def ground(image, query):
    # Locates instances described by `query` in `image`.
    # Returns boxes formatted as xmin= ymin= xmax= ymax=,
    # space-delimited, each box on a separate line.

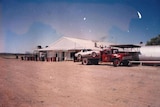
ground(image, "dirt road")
xmin=0 ymin=57 xmax=160 ymax=107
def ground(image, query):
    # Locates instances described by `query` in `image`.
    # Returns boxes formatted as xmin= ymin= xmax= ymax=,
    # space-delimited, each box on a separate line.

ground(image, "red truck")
xmin=80 ymin=44 xmax=140 ymax=67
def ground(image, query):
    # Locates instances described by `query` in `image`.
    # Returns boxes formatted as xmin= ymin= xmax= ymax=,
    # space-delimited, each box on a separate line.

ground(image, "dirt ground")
xmin=0 ymin=57 xmax=160 ymax=107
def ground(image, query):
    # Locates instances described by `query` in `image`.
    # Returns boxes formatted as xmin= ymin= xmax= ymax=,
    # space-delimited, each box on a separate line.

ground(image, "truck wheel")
xmin=92 ymin=52 xmax=97 ymax=57
xmin=128 ymin=61 xmax=132 ymax=67
xmin=82 ymin=58 xmax=89 ymax=65
xmin=113 ymin=59 xmax=120 ymax=67
xmin=123 ymin=60 xmax=129 ymax=66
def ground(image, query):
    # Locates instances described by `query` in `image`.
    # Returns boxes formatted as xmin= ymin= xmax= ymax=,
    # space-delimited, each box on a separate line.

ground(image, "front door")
xmin=102 ymin=50 xmax=111 ymax=62
xmin=62 ymin=52 xmax=65 ymax=61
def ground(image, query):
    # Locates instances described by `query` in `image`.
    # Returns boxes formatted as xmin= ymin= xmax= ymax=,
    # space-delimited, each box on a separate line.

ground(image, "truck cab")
xmin=101 ymin=49 xmax=118 ymax=62
xmin=101 ymin=48 xmax=132 ymax=66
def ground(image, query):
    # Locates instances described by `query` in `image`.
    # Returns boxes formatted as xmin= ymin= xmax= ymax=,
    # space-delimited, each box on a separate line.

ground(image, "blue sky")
xmin=0 ymin=0 xmax=160 ymax=53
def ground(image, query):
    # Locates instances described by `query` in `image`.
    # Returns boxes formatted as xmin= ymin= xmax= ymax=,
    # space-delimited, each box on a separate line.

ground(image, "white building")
xmin=35 ymin=36 xmax=113 ymax=61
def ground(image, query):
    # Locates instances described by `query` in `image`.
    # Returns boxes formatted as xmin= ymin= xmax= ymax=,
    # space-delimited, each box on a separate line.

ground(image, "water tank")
xmin=139 ymin=46 xmax=160 ymax=61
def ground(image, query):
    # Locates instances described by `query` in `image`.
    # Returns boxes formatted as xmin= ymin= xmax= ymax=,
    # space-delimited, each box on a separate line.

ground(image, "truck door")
xmin=102 ymin=50 xmax=111 ymax=62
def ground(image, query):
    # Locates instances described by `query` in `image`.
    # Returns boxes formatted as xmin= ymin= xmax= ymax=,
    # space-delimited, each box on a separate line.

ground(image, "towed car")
xmin=75 ymin=49 xmax=100 ymax=60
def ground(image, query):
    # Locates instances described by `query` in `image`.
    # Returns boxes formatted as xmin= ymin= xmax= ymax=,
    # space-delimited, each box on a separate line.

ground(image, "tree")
xmin=146 ymin=34 xmax=160 ymax=45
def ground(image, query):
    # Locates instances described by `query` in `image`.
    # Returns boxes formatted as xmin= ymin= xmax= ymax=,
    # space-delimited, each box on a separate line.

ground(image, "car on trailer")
xmin=74 ymin=49 xmax=101 ymax=61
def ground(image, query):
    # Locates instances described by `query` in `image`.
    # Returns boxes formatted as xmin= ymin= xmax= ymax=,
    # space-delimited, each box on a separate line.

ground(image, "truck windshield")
xmin=112 ymin=49 xmax=118 ymax=54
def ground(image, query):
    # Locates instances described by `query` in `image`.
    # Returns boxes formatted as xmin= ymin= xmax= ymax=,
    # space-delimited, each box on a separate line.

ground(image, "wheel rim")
xmin=82 ymin=58 xmax=88 ymax=65
xmin=92 ymin=52 xmax=96 ymax=57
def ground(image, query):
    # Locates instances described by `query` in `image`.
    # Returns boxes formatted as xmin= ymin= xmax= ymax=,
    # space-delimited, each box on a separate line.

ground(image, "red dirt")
xmin=0 ymin=57 xmax=160 ymax=107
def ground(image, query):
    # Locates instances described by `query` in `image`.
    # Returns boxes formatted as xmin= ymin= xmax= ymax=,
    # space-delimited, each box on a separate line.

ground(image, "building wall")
xmin=46 ymin=50 xmax=74 ymax=61
xmin=47 ymin=51 xmax=56 ymax=57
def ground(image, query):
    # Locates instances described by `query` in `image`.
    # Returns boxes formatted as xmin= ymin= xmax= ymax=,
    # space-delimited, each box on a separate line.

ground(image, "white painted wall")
xmin=46 ymin=50 xmax=76 ymax=61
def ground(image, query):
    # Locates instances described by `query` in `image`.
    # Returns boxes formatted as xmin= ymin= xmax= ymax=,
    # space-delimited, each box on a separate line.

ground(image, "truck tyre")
xmin=122 ymin=60 xmax=129 ymax=66
xmin=128 ymin=61 xmax=132 ymax=67
xmin=113 ymin=59 xmax=120 ymax=67
xmin=82 ymin=58 xmax=89 ymax=65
